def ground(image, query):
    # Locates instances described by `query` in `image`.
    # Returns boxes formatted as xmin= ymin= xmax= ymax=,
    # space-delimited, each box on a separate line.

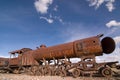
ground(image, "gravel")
xmin=0 ymin=73 xmax=119 ymax=80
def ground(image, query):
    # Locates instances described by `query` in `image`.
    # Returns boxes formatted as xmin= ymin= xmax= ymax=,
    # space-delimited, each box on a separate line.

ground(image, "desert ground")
xmin=0 ymin=73 xmax=120 ymax=80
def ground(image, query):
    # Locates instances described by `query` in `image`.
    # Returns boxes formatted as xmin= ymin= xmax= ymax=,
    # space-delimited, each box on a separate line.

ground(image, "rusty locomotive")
xmin=0 ymin=34 xmax=118 ymax=77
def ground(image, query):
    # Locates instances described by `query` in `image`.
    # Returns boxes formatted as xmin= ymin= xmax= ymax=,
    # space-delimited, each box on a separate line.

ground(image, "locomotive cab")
xmin=9 ymin=51 xmax=22 ymax=66
xmin=9 ymin=48 xmax=33 ymax=66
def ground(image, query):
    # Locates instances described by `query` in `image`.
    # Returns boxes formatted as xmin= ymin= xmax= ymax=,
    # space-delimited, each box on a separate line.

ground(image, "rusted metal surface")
xmin=8 ymin=48 xmax=39 ymax=66
xmin=116 ymin=64 xmax=120 ymax=69
xmin=9 ymin=58 xmax=19 ymax=66
xmin=33 ymin=42 xmax=74 ymax=61
xmin=9 ymin=48 xmax=32 ymax=54
xmin=0 ymin=58 xmax=9 ymax=67
xmin=0 ymin=34 xmax=118 ymax=78
xmin=32 ymin=34 xmax=115 ymax=61
xmin=21 ymin=53 xmax=39 ymax=66
xmin=74 ymin=36 xmax=103 ymax=57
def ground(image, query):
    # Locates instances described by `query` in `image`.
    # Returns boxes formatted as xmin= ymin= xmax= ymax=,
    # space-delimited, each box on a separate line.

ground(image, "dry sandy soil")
xmin=0 ymin=73 xmax=120 ymax=80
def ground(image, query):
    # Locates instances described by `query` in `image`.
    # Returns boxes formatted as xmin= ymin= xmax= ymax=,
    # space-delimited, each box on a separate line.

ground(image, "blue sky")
xmin=0 ymin=0 xmax=120 ymax=62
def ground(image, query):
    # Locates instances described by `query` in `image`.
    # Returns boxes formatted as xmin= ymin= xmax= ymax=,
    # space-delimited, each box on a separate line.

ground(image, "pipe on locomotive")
xmin=31 ymin=34 xmax=115 ymax=61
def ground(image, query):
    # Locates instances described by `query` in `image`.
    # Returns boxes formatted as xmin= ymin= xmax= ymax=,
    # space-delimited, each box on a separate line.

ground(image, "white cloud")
xmin=87 ymin=0 xmax=116 ymax=12
xmin=114 ymin=36 xmax=120 ymax=44
xmin=96 ymin=0 xmax=104 ymax=8
xmin=54 ymin=16 xmax=65 ymax=24
xmin=106 ymin=20 xmax=120 ymax=28
xmin=89 ymin=0 xmax=104 ymax=8
xmin=58 ymin=18 xmax=63 ymax=23
xmin=96 ymin=55 xmax=119 ymax=63
xmin=53 ymin=5 xmax=58 ymax=11
xmin=49 ymin=14 xmax=52 ymax=18
xmin=34 ymin=0 xmax=66 ymax=24
xmin=34 ymin=0 xmax=53 ymax=14
xmin=39 ymin=15 xmax=66 ymax=24
xmin=88 ymin=0 xmax=104 ymax=8
xmin=0 ymin=55 xmax=9 ymax=58
xmin=40 ymin=16 xmax=53 ymax=23
xmin=34 ymin=0 xmax=65 ymax=24
xmin=88 ymin=0 xmax=97 ymax=6
xmin=106 ymin=0 xmax=115 ymax=12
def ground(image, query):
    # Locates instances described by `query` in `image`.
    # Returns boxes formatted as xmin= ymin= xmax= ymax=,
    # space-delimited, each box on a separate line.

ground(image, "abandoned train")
xmin=0 ymin=34 xmax=118 ymax=77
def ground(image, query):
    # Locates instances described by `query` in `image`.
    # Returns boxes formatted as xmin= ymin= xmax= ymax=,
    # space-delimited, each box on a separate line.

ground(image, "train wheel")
xmin=25 ymin=67 xmax=31 ymax=75
xmin=36 ymin=66 xmax=43 ymax=76
xmin=50 ymin=66 xmax=56 ymax=76
xmin=55 ymin=70 xmax=66 ymax=77
xmin=41 ymin=66 xmax=44 ymax=75
xmin=54 ymin=69 xmax=60 ymax=76
xmin=19 ymin=67 xmax=26 ymax=74
xmin=101 ymin=67 xmax=112 ymax=77
xmin=13 ymin=69 xmax=20 ymax=74
xmin=31 ymin=66 xmax=39 ymax=75
xmin=58 ymin=65 xmax=67 ymax=77
xmin=35 ymin=70 xmax=41 ymax=76
xmin=45 ymin=69 xmax=51 ymax=76
xmin=42 ymin=67 xmax=51 ymax=76
xmin=58 ymin=65 xmax=65 ymax=71
xmin=25 ymin=67 xmax=35 ymax=75
xmin=72 ymin=69 xmax=80 ymax=78
xmin=60 ymin=70 xmax=67 ymax=77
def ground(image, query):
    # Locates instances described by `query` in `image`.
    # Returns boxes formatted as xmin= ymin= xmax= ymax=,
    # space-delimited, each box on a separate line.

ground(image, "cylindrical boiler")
xmin=31 ymin=34 xmax=115 ymax=61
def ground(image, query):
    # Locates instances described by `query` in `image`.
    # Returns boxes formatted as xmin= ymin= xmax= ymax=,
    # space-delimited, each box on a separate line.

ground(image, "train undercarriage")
xmin=0 ymin=55 xmax=118 ymax=78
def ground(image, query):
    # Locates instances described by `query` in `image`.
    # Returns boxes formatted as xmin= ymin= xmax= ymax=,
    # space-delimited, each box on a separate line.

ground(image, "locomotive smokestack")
xmin=101 ymin=37 xmax=115 ymax=54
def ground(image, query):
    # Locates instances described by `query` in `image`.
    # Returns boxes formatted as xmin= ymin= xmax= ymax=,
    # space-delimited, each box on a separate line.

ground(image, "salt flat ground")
xmin=0 ymin=73 xmax=120 ymax=80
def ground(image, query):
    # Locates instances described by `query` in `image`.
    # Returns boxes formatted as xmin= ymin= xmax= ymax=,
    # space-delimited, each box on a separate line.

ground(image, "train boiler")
xmin=32 ymin=34 xmax=115 ymax=61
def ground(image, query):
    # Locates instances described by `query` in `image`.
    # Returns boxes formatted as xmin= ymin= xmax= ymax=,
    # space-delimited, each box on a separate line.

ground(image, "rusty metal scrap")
xmin=31 ymin=34 xmax=115 ymax=61
xmin=0 ymin=34 xmax=118 ymax=78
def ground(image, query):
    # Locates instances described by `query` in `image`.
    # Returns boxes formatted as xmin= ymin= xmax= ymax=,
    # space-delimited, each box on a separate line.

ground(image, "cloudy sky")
xmin=0 ymin=0 xmax=120 ymax=62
